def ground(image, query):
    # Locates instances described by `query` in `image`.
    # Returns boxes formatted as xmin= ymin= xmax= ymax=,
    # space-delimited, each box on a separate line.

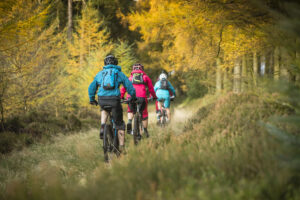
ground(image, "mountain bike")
xmin=123 ymin=98 xmax=149 ymax=145
xmin=157 ymin=96 xmax=175 ymax=127
xmin=90 ymin=101 xmax=121 ymax=163
xmin=101 ymin=104 xmax=121 ymax=162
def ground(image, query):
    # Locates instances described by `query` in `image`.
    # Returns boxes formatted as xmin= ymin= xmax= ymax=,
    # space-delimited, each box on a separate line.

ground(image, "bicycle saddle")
xmin=103 ymin=105 xmax=113 ymax=110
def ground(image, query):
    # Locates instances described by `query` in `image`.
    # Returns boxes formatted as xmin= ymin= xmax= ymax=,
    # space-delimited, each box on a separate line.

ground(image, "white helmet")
xmin=159 ymin=73 xmax=167 ymax=80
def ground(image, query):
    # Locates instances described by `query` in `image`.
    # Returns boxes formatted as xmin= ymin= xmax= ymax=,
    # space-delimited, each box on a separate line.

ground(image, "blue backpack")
xmin=102 ymin=68 xmax=119 ymax=90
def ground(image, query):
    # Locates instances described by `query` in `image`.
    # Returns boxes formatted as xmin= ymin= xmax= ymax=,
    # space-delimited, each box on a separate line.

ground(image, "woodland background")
xmin=0 ymin=1 xmax=300 ymax=199
xmin=0 ymin=0 xmax=299 ymax=154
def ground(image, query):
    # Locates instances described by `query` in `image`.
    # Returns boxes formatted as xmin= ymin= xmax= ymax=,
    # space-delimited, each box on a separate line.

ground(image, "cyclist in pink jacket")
xmin=121 ymin=63 xmax=157 ymax=138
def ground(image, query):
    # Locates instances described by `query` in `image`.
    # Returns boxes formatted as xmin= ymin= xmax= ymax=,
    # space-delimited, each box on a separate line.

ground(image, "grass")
xmin=0 ymin=110 xmax=100 ymax=154
xmin=0 ymin=92 xmax=299 ymax=200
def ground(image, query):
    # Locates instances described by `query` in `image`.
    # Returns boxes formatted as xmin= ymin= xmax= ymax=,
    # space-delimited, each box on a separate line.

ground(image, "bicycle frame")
xmin=103 ymin=111 xmax=120 ymax=162
xmin=157 ymin=96 xmax=174 ymax=127
xmin=133 ymin=103 xmax=144 ymax=145
xmin=123 ymin=99 xmax=144 ymax=145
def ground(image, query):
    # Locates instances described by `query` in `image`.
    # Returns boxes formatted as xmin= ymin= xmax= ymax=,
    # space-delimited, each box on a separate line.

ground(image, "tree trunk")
xmin=241 ymin=54 xmax=247 ymax=92
xmin=223 ymin=68 xmax=230 ymax=91
xmin=268 ymin=49 xmax=274 ymax=76
xmin=280 ymin=47 xmax=290 ymax=80
xmin=233 ymin=58 xmax=241 ymax=93
xmin=55 ymin=97 xmax=59 ymax=118
xmin=216 ymin=58 xmax=222 ymax=93
xmin=260 ymin=51 xmax=266 ymax=76
xmin=67 ymin=0 xmax=73 ymax=41
xmin=274 ymin=47 xmax=280 ymax=80
xmin=79 ymin=3 xmax=86 ymax=69
xmin=0 ymin=99 xmax=4 ymax=131
xmin=252 ymin=51 xmax=258 ymax=86
xmin=296 ymin=40 xmax=300 ymax=82
xmin=80 ymin=26 xmax=85 ymax=68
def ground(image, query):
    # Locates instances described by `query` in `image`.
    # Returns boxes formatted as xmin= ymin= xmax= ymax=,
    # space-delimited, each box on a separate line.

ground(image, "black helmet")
xmin=104 ymin=55 xmax=118 ymax=65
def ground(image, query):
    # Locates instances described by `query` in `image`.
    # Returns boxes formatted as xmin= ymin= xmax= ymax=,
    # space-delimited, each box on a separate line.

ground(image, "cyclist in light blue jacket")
xmin=154 ymin=73 xmax=176 ymax=123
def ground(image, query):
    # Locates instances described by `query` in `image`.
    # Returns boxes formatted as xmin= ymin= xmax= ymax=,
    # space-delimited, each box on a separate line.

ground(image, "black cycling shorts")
xmin=98 ymin=97 xmax=125 ymax=130
xmin=128 ymin=97 xmax=146 ymax=115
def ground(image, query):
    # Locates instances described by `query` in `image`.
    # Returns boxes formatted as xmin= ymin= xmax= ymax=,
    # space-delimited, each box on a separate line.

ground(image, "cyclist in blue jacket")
xmin=154 ymin=73 xmax=176 ymax=123
xmin=88 ymin=55 xmax=136 ymax=153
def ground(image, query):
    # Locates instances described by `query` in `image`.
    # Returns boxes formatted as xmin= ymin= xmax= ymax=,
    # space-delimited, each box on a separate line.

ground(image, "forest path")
xmin=0 ymin=99 xmax=200 ymax=194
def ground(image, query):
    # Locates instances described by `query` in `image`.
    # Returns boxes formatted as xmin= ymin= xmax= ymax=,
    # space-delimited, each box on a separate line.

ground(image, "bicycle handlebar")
xmin=90 ymin=96 xmax=172 ymax=106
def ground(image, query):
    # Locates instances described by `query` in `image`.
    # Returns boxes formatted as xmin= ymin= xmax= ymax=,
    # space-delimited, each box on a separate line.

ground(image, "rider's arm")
xmin=120 ymin=86 xmax=127 ymax=99
xmin=145 ymin=75 xmax=157 ymax=98
xmin=88 ymin=75 xmax=99 ymax=101
xmin=168 ymin=81 xmax=176 ymax=97
xmin=119 ymin=72 xmax=136 ymax=98
xmin=154 ymin=81 xmax=159 ymax=92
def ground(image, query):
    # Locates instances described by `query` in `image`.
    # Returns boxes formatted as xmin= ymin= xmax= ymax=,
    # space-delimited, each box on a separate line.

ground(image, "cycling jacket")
xmin=120 ymin=69 xmax=157 ymax=99
xmin=88 ymin=65 xmax=136 ymax=101
xmin=154 ymin=80 xmax=176 ymax=98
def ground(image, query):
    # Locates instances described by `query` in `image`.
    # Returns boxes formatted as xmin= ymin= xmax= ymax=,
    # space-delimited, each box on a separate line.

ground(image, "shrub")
xmin=67 ymin=114 xmax=82 ymax=131
xmin=186 ymin=79 xmax=208 ymax=98
xmin=4 ymin=117 xmax=24 ymax=133
xmin=0 ymin=132 xmax=16 ymax=154
xmin=0 ymin=132 xmax=34 ymax=154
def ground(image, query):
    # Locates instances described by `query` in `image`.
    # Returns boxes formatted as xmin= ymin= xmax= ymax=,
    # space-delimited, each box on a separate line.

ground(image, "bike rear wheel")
xmin=133 ymin=114 xmax=141 ymax=145
xmin=103 ymin=124 xmax=114 ymax=162
xmin=112 ymin=128 xmax=120 ymax=156
xmin=161 ymin=110 xmax=166 ymax=127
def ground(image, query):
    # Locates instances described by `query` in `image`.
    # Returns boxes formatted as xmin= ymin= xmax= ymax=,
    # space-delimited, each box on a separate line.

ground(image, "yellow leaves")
xmin=68 ymin=2 xmax=109 ymax=72
xmin=0 ymin=0 xmax=49 ymax=52
xmin=66 ymin=2 xmax=115 ymax=107
xmin=128 ymin=0 xmax=269 ymax=74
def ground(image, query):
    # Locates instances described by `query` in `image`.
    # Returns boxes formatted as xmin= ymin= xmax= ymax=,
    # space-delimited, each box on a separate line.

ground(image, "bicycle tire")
xmin=103 ymin=124 xmax=113 ymax=162
xmin=112 ymin=128 xmax=120 ymax=156
xmin=161 ymin=110 xmax=166 ymax=127
xmin=139 ymin=114 xmax=145 ymax=137
xmin=133 ymin=114 xmax=140 ymax=145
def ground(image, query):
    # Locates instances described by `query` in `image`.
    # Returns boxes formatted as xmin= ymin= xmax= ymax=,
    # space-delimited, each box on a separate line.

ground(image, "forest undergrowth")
xmin=0 ymin=92 xmax=299 ymax=200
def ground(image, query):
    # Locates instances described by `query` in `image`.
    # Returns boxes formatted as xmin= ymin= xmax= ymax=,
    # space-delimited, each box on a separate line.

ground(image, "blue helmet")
xmin=104 ymin=55 xmax=118 ymax=65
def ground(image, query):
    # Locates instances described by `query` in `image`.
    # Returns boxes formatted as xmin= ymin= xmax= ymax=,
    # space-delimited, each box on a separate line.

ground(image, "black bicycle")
xmin=92 ymin=103 xmax=120 ymax=162
xmin=103 ymin=107 xmax=121 ymax=162
xmin=90 ymin=101 xmax=120 ymax=162
xmin=157 ymin=96 xmax=175 ymax=127
xmin=123 ymin=98 xmax=149 ymax=145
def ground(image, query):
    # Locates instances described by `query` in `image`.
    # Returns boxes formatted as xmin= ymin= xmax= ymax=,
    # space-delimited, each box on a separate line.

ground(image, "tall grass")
xmin=0 ymin=110 xmax=101 ymax=154
xmin=1 ymin=92 xmax=299 ymax=200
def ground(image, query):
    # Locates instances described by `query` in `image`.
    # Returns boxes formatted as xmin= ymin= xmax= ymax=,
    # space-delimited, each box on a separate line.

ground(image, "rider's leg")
xmin=112 ymin=100 xmax=126 ymax=153
xmin=127 ymin=102 xmax=136 ymax=134
xmin=164 ymin=98 xmax=171 ymax=123
xmin=155 ymin=100 xmax=160 ymax=122
xmin=127 ymin=112 xmax=134 ymax=134
xmin=166 ymin=108 xmax=171 ymax=121
xmin=117 ymin=121 xmax=126 ymax=152
xmin=141 ymin=99 xmax=149 ymax=137
xmin=100 ymin=110 xmax=109 ymax=139
xmin=142 ymin=119 xmax=148 ymax=129
xmin=118 ymin=129 xmax=125 ymax=146
xmin=101 ymin=110 xmax=109 ymax=124
xmin=157 ymin=101 xmax=163 ymax=122
xmin=142 ymin=119 xmax=149 ymax=137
